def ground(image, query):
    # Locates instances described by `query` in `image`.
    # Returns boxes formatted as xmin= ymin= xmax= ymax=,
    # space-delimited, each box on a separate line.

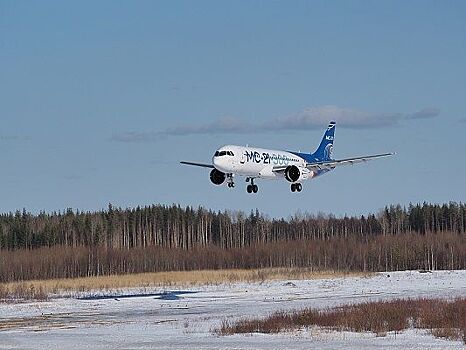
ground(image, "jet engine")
xmin=210 ymin=169 xmax=226 ymax=185
xmin=284 ymin=165 xmax=311 ymax=183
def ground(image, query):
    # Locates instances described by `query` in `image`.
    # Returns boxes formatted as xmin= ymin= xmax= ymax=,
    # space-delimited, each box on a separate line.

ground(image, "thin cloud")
xmin=267 ymin=105 xmax=403 ymax=130
xmin=164 ymin=117 xmax=254 ymax=135
xmin=0 ymin=135 xmax=30 ymax=142
xmin=111 ymin=117 xmax=253 ymax=142
xmin=408 ymin=107 xmax=440 ymax=120
xmin=111 ymin=106 xmax=440 ymax=142
xmin=62 ymin=174 xmax=84 ymax=181
xmin=0 ymin=135 xmax=20 ymax=141
xmin=111 ymin=131 xmax=161 ymax=143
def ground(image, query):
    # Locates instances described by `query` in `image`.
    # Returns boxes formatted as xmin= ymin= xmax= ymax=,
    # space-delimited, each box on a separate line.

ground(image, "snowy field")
xmin=1 ymin=270 xmax=466 ymax=350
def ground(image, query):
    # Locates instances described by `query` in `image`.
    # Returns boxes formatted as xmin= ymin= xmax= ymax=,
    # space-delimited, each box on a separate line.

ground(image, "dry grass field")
xmin=218 ymin=298 xmax=466 ymax=344
xmin=0 ymin=268 xmax=368 ymax=301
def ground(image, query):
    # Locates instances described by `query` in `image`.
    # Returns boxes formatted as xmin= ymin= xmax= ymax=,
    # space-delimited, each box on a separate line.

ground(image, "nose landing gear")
xmin=227 ymin=174 xmax=235 ymax=188
xmin=291 ymin=183 xmax=302 ymax=192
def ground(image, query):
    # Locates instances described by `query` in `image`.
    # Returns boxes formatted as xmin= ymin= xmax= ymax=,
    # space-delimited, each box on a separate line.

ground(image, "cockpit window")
xmin=214 ymin=150 xmax=234 ymax=157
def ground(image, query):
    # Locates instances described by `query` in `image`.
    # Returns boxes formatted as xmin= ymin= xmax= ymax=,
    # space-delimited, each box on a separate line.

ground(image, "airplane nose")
xmin=212 ymin=156 xmax=226 ymax=171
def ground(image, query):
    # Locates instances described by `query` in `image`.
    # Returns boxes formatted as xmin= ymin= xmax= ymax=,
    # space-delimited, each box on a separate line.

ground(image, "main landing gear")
xmin=246 ymin=178 xmax=258 ymax=194
xmin=291 ymin=183 xmax=302 ymax=192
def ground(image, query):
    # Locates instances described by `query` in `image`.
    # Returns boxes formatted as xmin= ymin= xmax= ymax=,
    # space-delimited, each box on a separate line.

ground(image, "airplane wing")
xmin=180 ymin=161 xmax=214 ymax=169
xmin=305 ymin=153 xmax=395 ymax=171
xmin=271 ymin=153 xmax=394 ymax=173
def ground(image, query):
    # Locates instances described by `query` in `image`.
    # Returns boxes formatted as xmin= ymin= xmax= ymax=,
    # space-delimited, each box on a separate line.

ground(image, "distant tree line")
xmin=0 ymin=202 xmax=465 ymax=250
xmin=0 ymin=202 xmax=465 ymax=282
xmin=1 ymin=231 xmax=465 ymax=282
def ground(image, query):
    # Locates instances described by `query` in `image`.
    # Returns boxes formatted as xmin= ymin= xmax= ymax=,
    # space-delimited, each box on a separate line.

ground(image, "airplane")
xmin=181 ymin=121 xmax=394 ymax=193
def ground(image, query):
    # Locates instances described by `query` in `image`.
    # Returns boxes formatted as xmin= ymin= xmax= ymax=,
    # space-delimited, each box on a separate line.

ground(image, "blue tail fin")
xmin=313 ymin=121 xmax=336 ymax=160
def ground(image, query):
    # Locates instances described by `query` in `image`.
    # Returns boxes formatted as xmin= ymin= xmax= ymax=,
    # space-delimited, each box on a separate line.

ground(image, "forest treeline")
xmin=1 ymin=232 xmax=465 ymax=282
xmin=0 ymin=202 xmax=465 ymax=282
xmin=1 ymin=202 xmax=465 ymax=250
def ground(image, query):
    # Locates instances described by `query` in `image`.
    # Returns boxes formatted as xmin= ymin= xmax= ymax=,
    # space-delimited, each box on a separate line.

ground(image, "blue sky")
xmin=1 ymin=1 xmax=465 ymax=218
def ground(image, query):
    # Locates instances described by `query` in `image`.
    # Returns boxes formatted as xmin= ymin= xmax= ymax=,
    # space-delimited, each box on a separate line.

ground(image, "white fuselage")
xmin=212 ymin=145 xmax=308 ymax=180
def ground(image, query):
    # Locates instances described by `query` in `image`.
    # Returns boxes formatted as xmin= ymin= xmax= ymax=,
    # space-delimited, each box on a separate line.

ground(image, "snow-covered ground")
xmin=1 ymin=270 xmax=466 ymax=350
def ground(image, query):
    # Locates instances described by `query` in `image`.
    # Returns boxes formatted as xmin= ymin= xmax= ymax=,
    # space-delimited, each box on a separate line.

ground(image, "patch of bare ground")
xmin=0 ymin=268 xmax=367 ymax=301
xmin=0 ymin=312 xmax=123 ymax=331
xmin=217 ymin=298 xmax=466 ymax=344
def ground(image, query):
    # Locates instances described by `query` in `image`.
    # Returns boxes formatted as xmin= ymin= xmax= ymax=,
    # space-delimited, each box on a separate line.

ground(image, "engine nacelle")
xmin=210 ymin=169 xmax=226 ymax=185
xmin=284 ymin=165 xmax=311 ymax=183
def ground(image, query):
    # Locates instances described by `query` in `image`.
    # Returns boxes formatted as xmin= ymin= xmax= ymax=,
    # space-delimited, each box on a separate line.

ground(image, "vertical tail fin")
xmin=313 ymin=121 xmax=336 ymax=160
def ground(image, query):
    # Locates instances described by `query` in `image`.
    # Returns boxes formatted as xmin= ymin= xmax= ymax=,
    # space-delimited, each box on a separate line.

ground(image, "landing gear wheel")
xmin=291 ymin=184 xmax=296 ymax=192
xmin=246 ymin=178 xmax=258 ymax=194
xmin=226 ymin=174 xmax=234 ymax=188
xmin=296 ymin=183 xmax=302 ymax=192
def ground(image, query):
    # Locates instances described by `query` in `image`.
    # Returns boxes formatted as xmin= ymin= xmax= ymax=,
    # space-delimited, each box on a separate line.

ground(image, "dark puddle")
xmin=77 ymin=290 xmax=198 ymax=301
